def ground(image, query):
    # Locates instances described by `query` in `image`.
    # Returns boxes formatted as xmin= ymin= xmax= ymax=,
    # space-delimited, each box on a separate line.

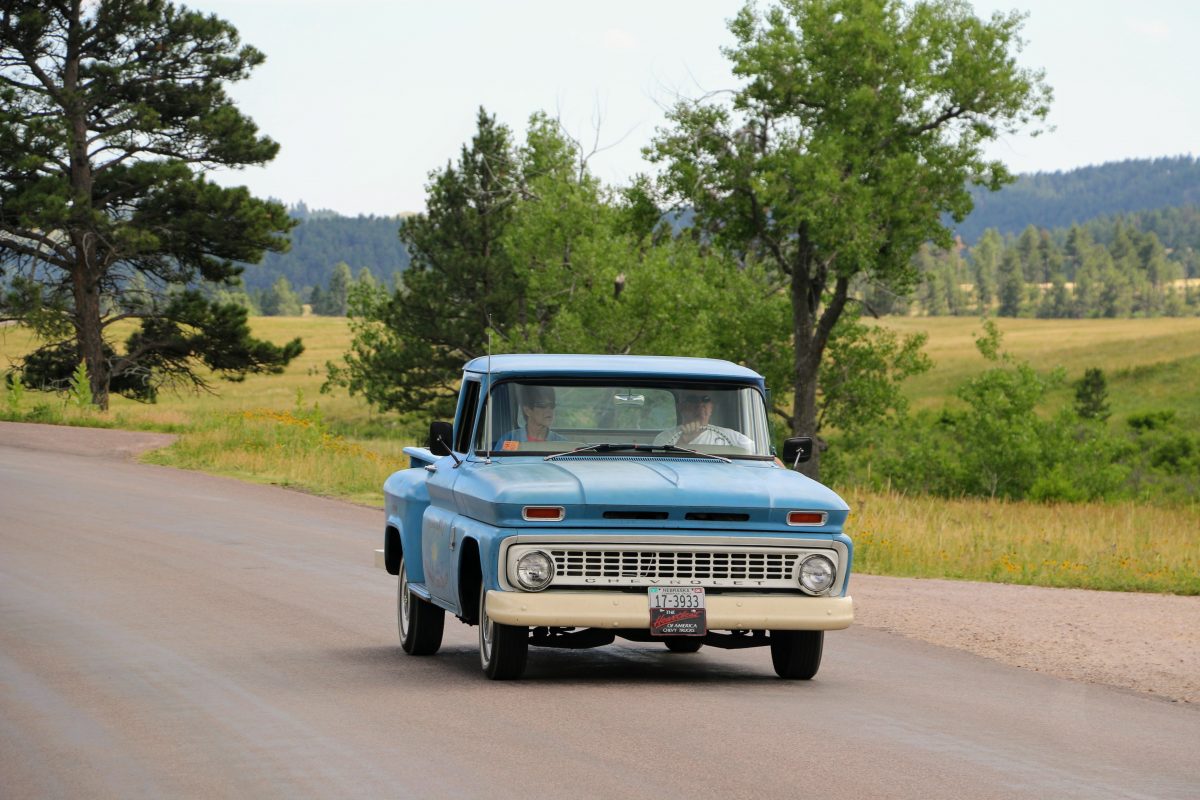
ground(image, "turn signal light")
xmin=522 ymin=506 xmax=565 ymax=521
xmin=787 ymin=511 xmax=826 ymax=526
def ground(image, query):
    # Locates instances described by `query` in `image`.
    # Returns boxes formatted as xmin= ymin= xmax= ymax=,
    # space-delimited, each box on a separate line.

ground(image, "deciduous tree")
xmin=648 ymin=0 xmax=1050 ymax=477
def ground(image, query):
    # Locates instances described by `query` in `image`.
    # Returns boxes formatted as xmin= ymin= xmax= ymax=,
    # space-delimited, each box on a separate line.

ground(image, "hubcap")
xmin=398 ymin=559 xmax=410 ymax=638
xmin=479 ymin=592 xmax=493 ymax=666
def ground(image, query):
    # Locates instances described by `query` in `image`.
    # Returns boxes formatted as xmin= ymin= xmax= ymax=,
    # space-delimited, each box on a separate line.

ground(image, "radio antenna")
xmin=484 ymin=317 xmax=493 ymax=465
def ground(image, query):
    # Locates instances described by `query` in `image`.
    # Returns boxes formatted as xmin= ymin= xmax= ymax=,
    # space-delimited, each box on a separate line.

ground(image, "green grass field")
xmin=879 ymin=317 xmax=1200 ymax=427
xmin=3 ymin=316 xmax=1198 ymax=593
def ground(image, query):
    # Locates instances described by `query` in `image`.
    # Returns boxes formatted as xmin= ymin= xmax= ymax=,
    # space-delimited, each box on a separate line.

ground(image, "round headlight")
xmin=798 ymin=554 xmax=836 ymax=595
xmin=516 ymin=550 xmax=555 ymax=591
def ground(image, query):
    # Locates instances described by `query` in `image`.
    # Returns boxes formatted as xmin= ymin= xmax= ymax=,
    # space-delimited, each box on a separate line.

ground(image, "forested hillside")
xmin=899 ymin=218 xmax=1198 ymax=319
xmin=230 ymin=158 xmax=1200 ymax=316
xmin=238 ymin=208 xmax=410 ymax=292
xmin=1082 ymin=205 xmax=1200 ymax=257
xmin=954 ymin=156 xmax=1200 ymax=243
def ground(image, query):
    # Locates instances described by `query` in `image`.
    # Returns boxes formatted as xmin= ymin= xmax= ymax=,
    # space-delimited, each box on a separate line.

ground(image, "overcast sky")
xmin=199 ymin=1 xmax=1199 ymax=217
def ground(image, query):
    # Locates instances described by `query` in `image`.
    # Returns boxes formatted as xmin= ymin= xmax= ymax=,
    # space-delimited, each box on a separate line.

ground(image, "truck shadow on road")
xmin=334 ymin=643 xmax=798 ymax=686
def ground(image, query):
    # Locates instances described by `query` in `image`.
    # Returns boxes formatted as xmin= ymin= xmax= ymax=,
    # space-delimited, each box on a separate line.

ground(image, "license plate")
xmin=648 ymin=587 xmax=706 ymax=636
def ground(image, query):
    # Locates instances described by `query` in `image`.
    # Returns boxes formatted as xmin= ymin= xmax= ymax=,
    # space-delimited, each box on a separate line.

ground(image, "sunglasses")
xmin=681 ymin=395 xmax=712 ymax=405
xmin=529 ymin=401 xmax=556 ymax=409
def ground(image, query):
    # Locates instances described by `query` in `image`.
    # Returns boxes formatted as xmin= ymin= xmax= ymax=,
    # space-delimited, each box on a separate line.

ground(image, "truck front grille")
xmin=504 ymin=544 xmax=830 ymax=589
xmin=551 ymin=548 xmax=797 ymax=581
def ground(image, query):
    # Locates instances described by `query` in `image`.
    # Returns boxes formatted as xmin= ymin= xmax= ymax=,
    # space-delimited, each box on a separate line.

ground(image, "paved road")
xmin=2 ymin=423 xmax=1198 ymax=799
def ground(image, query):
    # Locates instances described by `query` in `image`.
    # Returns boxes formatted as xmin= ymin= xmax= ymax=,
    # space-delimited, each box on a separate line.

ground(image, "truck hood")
xmin=452 ymin=456 xmax=849 ymax=530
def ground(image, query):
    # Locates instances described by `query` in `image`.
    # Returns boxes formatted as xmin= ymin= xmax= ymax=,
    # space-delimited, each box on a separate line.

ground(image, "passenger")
xmin=496 ymin=385 xmax=565 ymax=447
xmin=654 ymin=390 xmax=753 ymax=450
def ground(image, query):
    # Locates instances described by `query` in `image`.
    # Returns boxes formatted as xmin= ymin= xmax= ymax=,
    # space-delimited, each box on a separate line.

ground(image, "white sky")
xmin=198 ymin=0 xmax=1199 ymax=217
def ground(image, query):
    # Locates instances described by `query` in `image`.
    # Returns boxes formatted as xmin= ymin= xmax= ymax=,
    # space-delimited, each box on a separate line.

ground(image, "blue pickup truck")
xmin=376 ymin=354 xmax=853 ymax=680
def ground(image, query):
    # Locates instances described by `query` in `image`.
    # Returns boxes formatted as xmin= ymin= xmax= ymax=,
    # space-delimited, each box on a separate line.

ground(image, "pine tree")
xmin=998 ymin=250 xmax=1025 ymax=317
xmin=1073 ymin=368 xmax=1110 ymax=421
xmin=261 ymin=277 xmax=302 ymax=317
xmin=970 ymin=229 xmax=1003 ymax=313
xmin=0 ymin=1 xmax=301 ymax=406
xmin=327 ymin=263 xmax=354 ymax=315
xmin=327 ymin=108 xmax=523 ymax=417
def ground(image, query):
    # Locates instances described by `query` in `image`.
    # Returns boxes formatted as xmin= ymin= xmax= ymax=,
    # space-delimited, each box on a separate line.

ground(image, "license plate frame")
xmin=648 ymin=587 xmax=707 ymax=636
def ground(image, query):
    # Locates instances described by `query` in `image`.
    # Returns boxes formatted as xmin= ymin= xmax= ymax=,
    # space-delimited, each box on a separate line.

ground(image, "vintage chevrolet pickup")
xmin=375 ymin=354 xmax=854 ymax=680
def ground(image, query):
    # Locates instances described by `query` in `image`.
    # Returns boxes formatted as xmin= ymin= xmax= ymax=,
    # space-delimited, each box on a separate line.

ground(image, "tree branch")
xmin=812 ymin=275 xmax=850 ymax=366
xmin=0 ymin=229 xmax=72 ymax=268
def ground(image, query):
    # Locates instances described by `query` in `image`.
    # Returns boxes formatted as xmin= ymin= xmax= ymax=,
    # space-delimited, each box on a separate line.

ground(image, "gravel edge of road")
xmin=4 ymin=421 xmax=1196 ymax=705
xmin=851 ymin=574 xmax=1199 ymax=705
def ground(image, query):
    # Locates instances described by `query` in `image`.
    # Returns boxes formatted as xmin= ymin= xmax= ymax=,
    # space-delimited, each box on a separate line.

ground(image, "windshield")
xmin=474 ymin=380 xmax=772 ymax=458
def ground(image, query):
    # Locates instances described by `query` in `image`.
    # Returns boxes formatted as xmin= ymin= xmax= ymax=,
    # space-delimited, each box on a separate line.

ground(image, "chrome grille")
xmin=504 ymin=544 xmax=829 ymax=589
xmin=552 ymin=548 xmax=797 ymax=580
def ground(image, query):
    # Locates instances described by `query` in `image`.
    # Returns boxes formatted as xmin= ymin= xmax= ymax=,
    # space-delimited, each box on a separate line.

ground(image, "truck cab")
xmin=377 ymin=354 xmax=853 ymax=680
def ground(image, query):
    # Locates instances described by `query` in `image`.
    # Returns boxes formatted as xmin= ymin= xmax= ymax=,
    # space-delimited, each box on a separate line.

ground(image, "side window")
xmin=454 ymin=380 xmax=481 ymax=453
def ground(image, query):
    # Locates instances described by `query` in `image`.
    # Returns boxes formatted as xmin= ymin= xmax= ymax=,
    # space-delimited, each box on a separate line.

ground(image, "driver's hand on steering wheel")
xmin=677 ymin=421 xmax=708 ymax=445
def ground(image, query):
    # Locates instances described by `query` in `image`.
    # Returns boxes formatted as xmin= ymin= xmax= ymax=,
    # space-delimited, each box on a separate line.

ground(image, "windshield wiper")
xmin=544 ymin=443 xmax=730 ymax=463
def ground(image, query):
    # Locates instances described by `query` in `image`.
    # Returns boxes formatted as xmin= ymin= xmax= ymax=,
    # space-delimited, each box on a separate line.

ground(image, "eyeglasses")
xmin=529 ymin=401 xmax=556 ymax=410
xmin=681 ymin=395 xmax=712 ymax=405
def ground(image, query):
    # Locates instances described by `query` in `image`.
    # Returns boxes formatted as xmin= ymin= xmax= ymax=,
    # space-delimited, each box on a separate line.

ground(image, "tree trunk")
xmin=790 ymin=321 xmax=821 ymax=478
xmin=65 ymin=29 xmax=108 ymax=411
xmin=71 ymin=245 xmax=109 ymax=410
xmin=786 ymin=228 xmax=850 ymax=482
xmin=789 ymin=248 xmax=821 ymax=480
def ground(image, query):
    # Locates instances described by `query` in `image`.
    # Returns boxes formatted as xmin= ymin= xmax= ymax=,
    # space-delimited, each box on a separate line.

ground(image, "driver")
xmin=496 ymin=385 xmax=565 ymax=447
xmin=653 ymin=390 xmax=753 ymax=450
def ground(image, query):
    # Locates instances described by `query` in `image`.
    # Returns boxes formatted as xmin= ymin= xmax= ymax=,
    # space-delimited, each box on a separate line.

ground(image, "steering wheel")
xmin=676 ymin=424 xmax=728 ymax=446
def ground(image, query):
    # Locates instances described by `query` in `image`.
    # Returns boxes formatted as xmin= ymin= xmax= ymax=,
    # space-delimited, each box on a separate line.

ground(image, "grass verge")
xmin=846 ymin=488 xmax=1200 ymax=595
xmin=139 ymin=407 xmax=413 ymax=508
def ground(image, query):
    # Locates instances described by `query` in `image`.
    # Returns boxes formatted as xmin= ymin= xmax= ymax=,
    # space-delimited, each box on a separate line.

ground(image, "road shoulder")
xmin=0 ymin=421 xmax=176 ymax=459
xmin=853 ymin=573 xmax=1199 ymax=704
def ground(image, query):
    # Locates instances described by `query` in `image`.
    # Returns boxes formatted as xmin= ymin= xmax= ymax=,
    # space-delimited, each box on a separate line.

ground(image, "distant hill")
xmin=236 ymin=157 xmax=1200 ymax=295
xmin=238 ymin=208 xmax=411 ymax=292
xmin=953 ymin=156 xmax=1200 ymax=243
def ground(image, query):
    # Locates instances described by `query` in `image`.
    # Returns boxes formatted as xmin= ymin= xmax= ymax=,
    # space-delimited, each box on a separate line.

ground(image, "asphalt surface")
xmin=1 ymin=422 xmax=1198 ymax=799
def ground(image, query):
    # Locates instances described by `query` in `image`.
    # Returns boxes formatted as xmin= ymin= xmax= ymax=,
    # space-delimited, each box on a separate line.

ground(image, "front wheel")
xmin=398 ymin=555 xmax=444 ymax=655
xmin=769 ymin=630 xmax=823 ymax=679
xmin=478 ymin=583 xmax=528 ymax=680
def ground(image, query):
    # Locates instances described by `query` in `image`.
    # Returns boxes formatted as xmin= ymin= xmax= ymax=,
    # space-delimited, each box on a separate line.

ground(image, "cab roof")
xmin=463 ymin=354 xmax=764 ymax=385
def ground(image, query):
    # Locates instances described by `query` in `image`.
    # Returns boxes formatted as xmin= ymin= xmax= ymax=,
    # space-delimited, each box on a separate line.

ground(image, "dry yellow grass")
xmin=846 ymin=488 xmax=1200 ymax=594
xmin=2 ymin=316 xmax=414 ymax=432
xmin=2 ymin=317 xmax=421 ymax=506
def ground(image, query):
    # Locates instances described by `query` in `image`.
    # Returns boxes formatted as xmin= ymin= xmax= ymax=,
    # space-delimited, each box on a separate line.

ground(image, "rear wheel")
xmin=769 ymin=630 xmax=823 ymax=679
xmin=398 ymin=555 xmax=444 ymax=655
xmin=478 ymin=582 xmax=528 ymax=680
xmin=663 ymin=638 xmax=703 ymax=654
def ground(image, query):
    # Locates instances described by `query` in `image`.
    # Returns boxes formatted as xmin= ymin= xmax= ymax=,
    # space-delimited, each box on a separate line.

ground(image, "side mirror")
xmin=782 ymin=437 xmax=813 ymax=469
xmin=428 ymin=421 xmax=453 ymax=456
